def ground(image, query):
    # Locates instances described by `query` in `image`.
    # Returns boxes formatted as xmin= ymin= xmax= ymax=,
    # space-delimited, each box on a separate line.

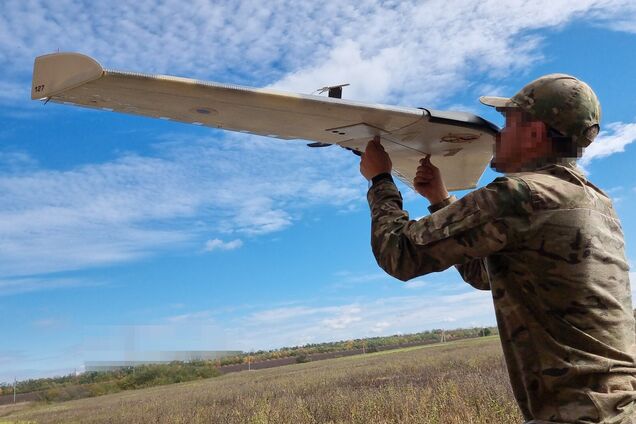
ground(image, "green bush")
xmin=295 ymin=354 xmax=310 ymax=364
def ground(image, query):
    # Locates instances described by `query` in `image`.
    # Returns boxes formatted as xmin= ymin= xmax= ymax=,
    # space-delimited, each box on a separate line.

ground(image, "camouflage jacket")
xmin=367 ymin=164 xmax=636 ymax=423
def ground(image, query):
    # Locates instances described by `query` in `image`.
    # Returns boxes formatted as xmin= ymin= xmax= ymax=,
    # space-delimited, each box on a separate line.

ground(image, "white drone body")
xmin=31 ymin=53 xmax=499 ymax=191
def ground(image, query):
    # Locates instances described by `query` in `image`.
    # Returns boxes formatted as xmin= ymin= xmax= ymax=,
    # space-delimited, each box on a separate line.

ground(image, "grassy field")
xmin=2 ymin=336 xmax=523 ymax=424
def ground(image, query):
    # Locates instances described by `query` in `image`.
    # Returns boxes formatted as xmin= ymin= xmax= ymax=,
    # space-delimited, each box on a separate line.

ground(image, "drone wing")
xmin=32 ymin=52 xmax=498 ymax=191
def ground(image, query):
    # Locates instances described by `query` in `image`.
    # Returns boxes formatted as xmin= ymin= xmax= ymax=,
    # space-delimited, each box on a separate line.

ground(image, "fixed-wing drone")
xmin=31 ymin=52 xmax=499 ymax=191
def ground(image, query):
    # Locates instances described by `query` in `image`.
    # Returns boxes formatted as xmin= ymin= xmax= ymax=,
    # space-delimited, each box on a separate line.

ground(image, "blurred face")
xmin=491 ymin=108 xmax=550 ymax=173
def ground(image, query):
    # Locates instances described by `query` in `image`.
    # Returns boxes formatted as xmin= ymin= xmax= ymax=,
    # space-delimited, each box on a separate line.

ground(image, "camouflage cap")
xmin=480 ymin=74 xmax=601 ymax=147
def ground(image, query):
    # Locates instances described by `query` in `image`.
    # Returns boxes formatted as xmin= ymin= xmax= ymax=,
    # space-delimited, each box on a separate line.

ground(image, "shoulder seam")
xmin=504 ymin=175 xmax=535 ymax=214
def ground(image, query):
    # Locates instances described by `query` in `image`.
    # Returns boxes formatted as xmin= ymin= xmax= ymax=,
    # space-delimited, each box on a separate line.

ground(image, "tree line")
xmin=1 ymin=325 xmax=498 ymax=401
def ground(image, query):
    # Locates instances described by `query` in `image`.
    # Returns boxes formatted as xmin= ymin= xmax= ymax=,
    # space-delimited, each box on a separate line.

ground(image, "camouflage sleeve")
xmin=366 ymin=177 xmax=532 ymax=281
xmin=455 ymin=260 xmax=491 ymax=290
xmin=428 ymin=196 xmax=491 ymax=290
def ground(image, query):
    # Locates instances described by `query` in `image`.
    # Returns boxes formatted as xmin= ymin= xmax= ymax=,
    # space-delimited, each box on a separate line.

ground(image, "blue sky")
xmin=1 ymin=0 xmax=636 ymax=382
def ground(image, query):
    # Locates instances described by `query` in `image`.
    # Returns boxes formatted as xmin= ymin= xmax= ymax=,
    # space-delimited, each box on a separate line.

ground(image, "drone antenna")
xmin=316 ymin=83 xmax=350 ymax=99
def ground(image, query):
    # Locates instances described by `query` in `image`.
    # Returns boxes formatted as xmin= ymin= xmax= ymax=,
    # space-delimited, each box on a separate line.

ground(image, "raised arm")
xmin=361 ymin=139 xmax=532 ymax=281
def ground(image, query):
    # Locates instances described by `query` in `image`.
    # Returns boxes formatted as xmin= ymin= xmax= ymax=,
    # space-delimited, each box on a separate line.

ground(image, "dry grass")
xmin=3 ymin=336 xmax=522 ymax=424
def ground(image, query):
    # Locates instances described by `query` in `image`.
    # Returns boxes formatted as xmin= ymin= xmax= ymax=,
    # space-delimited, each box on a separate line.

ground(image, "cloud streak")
xmin=86 ymin=284 xmax=494 ymax=353
xmin=204 ymin=238 xmax=243 ymax=252
xmin=1 ymin=0 xmax=635 ymax=280
xmin=0 ymin=135 xmax=363 ymax=277
xmin=1 ymin=0 xmax=636 ymax=106
xmin=270 ymin=0 xmax=636 ymax=106
xmin=231 ymin=287 xmax=494 ymax=349
xmin=0 ymin=277 xmax=98 ymax=296
xmin=580 ymin=122 xmax=636 ymax=167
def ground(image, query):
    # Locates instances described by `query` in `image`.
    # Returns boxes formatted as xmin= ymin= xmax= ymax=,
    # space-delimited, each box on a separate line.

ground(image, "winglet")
xmin=31 ymin=52 xmax=103 ymax=100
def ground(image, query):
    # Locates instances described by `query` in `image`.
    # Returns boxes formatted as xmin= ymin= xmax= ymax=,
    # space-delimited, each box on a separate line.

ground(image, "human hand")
xmin=413 ymin=154 xmax=449 ymax=204
xmin=360 ymin=136 xmax=392 ymax=180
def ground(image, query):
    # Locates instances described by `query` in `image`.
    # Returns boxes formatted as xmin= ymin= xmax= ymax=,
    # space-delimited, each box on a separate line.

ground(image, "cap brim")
xmin=479 ymin=96 xmax=517 ymax=108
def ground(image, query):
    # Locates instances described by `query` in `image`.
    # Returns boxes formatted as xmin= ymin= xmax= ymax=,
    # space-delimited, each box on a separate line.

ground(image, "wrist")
xmin=428 ymin=194 xmax=456 ymax=213
xmin=426 ymin=190 xmax=450 ymax=205
xmin=371 ymin=172 xmax=393 ymax=185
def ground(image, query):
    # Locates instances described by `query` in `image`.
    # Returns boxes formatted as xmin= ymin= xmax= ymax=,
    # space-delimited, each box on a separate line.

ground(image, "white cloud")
xmin=97 ymin=290 xmax=490 ymax=352
xmin=248 ymin=306 xmax=309 ymax=323
xmin=193 ymin=286 xmax=495 ymax=350
xmin=0 ymin=80 xmax=28 ymax=102
xmin=204 ymin=238 xmax=243 ymax=252
xmin=0 ymin=150 xmax=38 ymax=173
xmin=321 ymin=306 xmax=362 ymax=330
xmin=371 ymin=321 xmax=391 ymax=333
xmin=0 ymin=135 xmax=364 ymax=277
xmin=403 ymin=279 xmax=430 ymax=289
xmin=2 ymin=0 xmax=636 ymax=280
xmin=270 ymin=0 xmax=636 ymax=106
xmin=166 ymin=311 xmax=215 ymax=324
xmin=580 ymin=122 xmax=636 ymax=167
xmin=1 ymin=0 xmax=636 ymax=107
xmin=589 ymin=3 xmax=636 ymax=33
xmin=230 ymin=198 xmax=292 ymax=235
xmin=0 ymin=277 xmax=98 ymax=296
xmin=272 ymin=39 xmax=397 ymax=103
xmin=601 ymin=186 xmax=625 ymax=205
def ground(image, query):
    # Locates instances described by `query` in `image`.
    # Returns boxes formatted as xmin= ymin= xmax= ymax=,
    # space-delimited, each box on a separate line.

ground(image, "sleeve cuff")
xmin=428 ymin=195 xmax=457 ymax=213
xmin=371 ymin=173 xmax=393 ymax=186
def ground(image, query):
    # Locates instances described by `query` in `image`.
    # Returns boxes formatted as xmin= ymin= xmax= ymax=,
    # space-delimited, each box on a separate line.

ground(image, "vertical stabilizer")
xmin=31 ymin=52 xmax=103 ymax=100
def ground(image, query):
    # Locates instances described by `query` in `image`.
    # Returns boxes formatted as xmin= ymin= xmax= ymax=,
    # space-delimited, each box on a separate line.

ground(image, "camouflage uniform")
xmin=367 ymin=75 xmax=636 ymax=423
xmin=368 ymin=165 xmax=636 ymax=423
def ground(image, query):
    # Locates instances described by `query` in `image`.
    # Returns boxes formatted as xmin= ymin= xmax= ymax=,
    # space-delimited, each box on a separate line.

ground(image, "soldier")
xmin=360 ymin=74 xmax=636 ymax=423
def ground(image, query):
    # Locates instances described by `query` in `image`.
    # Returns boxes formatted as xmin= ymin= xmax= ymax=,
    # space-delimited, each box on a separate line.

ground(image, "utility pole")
xmin=13 ymin=377 xmax=16 ymax=403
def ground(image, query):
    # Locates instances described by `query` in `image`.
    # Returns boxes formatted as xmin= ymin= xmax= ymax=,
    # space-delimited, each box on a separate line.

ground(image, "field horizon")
xmin=2 ymin=336 xmax=524 ymax=424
